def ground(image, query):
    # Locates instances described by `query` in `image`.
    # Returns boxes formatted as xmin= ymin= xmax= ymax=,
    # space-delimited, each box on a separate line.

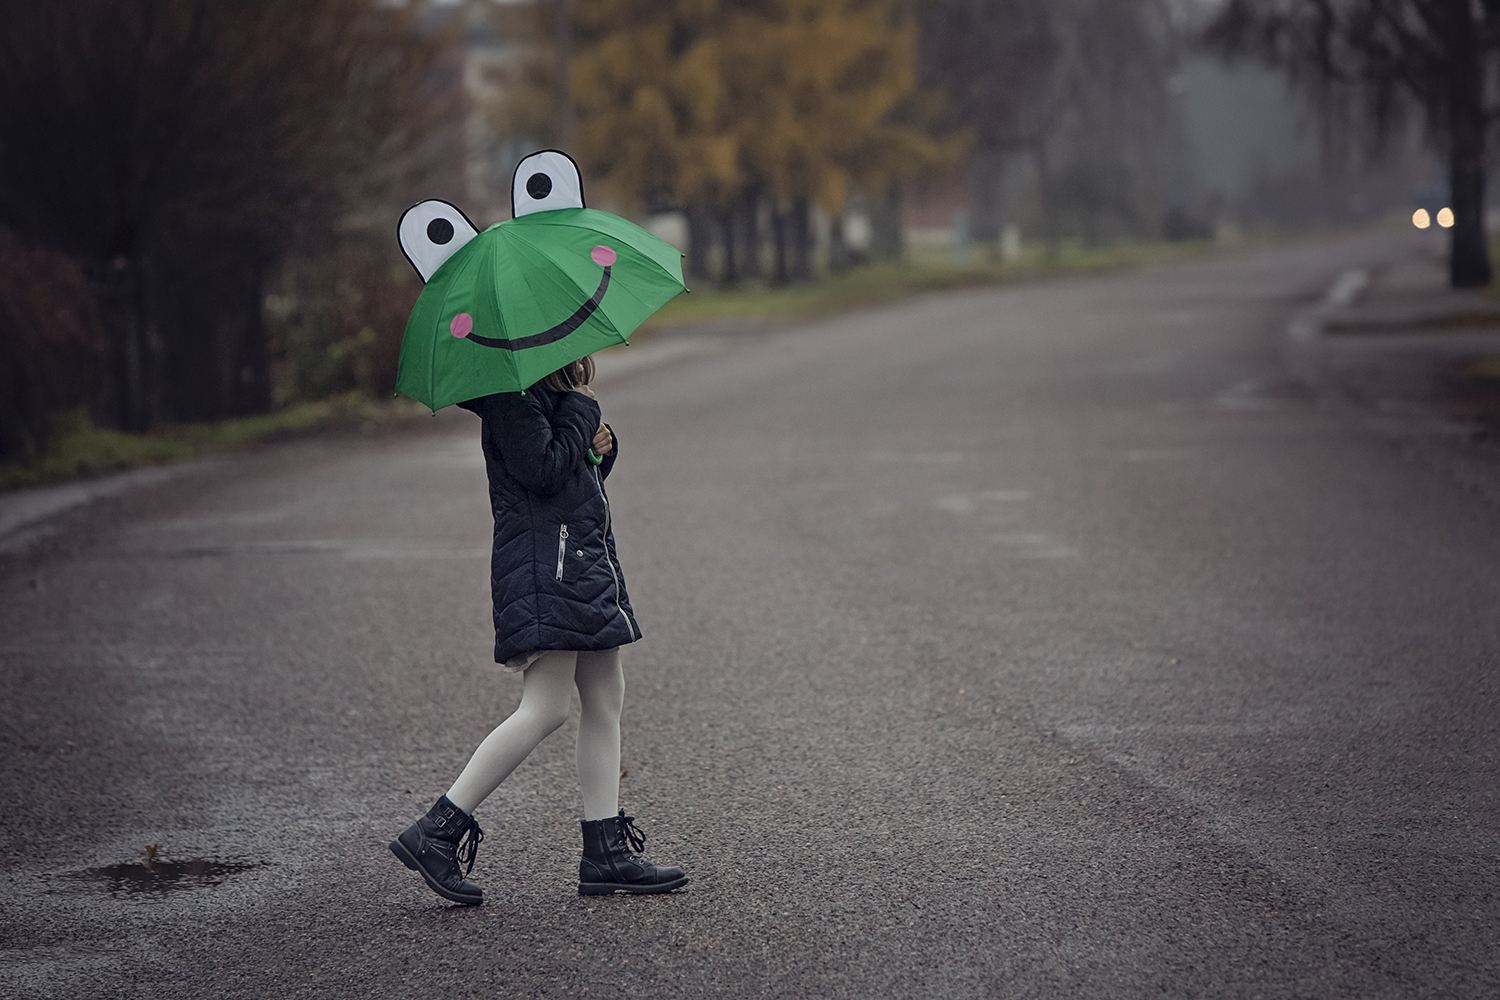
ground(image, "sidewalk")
xmin=1285 ymin=244 xmax=1500 ymax=460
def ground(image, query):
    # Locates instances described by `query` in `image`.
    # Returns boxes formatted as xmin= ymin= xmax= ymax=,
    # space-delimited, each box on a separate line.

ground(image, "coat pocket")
xmin=555 ymin=523 xmax=569 ymax=581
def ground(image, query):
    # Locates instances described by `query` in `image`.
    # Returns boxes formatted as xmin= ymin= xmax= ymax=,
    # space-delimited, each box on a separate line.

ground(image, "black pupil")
xmin=526 ymin=172 xmax=553 ymax=200
xmin=426 ymin=218 xmax=454 ymax=245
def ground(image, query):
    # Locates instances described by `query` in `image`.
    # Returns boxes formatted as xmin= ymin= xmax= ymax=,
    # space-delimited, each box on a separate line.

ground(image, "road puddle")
xmin=55 ymin=854 xmax=262 ymax=896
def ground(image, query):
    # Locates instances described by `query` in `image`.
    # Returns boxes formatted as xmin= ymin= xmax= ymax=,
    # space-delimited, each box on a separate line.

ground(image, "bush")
xmin=0 ymin=228 xmax=106 ymax=461
xmin=268 ymin=245 xmax=422 ymax=406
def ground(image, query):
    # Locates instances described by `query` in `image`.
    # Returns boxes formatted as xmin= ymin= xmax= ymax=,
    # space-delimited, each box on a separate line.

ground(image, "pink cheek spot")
xmin=591 ymin=245 xmax=617 ymax=267
xmin=450 ymin=313 xmax=473 ymax=338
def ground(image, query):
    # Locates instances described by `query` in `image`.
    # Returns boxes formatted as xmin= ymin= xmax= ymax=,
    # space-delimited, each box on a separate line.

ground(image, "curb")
xmin=1282 ymin=267 xmax=1500 ymax=400
xmin=0 ymin=461 xmax=209 ymax=557
xmin=1282 ymin=264 xmax=1500 ymax=513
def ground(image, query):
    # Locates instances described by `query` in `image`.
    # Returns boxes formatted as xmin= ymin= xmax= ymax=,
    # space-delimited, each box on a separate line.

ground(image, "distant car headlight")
xmin=1413 ymin=209 xmax=1431 ymax=229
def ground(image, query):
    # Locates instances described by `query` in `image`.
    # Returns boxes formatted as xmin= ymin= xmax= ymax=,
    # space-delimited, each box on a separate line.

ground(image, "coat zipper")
xmin=555 ymin=523 xmax=568 ymax=581
xmin=592 ymin=465 xmax=638 ymax=639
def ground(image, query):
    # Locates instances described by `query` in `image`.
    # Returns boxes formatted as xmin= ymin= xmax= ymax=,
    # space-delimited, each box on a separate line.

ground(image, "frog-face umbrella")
xmin=394 ymin=150 xmax=687 ymax=412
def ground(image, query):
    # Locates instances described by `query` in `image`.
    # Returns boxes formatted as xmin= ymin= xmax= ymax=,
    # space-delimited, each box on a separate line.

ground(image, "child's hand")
xmin=592 ymin=423 xmax=614 ymax=456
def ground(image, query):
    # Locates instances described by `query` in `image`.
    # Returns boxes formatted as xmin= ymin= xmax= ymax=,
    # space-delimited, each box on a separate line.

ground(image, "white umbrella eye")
xmin=398 ymin=200 xmax=479 ymax=283
xmin=512 ymin=150 xmax=586 ymax=218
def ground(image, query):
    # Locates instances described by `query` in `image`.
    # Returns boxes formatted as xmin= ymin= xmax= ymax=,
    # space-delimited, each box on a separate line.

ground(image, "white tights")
xmin=444 ymin=648 xmax=624 ymax=821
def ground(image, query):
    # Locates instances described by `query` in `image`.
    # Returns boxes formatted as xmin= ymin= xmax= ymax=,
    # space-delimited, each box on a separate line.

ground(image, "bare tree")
xmin=1206 ymin=0 xmax=1497 ymax=288
xmin=921 ymin=0 xmax=1185 ymax=248
xmin=920 ymin=0 xmax=1065 ymax=241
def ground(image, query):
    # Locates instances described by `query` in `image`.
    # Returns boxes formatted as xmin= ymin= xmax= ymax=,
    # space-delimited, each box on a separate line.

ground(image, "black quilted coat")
xmin=458 ymin=388 xmax=641 ymax=664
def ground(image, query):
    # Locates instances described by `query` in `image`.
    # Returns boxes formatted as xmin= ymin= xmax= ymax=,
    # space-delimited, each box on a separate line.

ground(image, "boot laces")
xmin=617 ymin=811 xmax=646 ymax=854
xmin=457 ymin=819 xmax=484 ymax=876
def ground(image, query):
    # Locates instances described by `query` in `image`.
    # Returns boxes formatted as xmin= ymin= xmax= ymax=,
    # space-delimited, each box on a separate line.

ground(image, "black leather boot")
xmin=389 ymin=796 xmax=485 ymax=905
xmin=579 ymin=809 xmax=688 ymax=895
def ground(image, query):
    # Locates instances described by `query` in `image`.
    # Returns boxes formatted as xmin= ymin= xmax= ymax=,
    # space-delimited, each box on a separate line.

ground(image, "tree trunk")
xmin=771 ymin=206 xmax=789 ymax=284
xmin=719 ymin=209 xmax=738 ymax=284
xmin=1446 ymin=16 xmax=1490 ymax=288
xmin=969 ymin=150 xmax=1004 ymax=244
xmin=828 ymin=213 xmax=850 ymax=273
xmin=95 ymin=255 xmax=148 ymax=432
xmin=686 ymin=206 xmax=713 ymax=282
xmin=742 ymin=188 xmax=763 ymax=282
xmin=869 ymin=184 xmax=905 ymax=262
xmin=791 ymin=198 xmax=813 ymax=282
xmin=151 ymin=238 xmax=273 ymax=422
xmin=1035 ymin=141 xmax=1060 ymax=263
xmin=234 ymin=255 xmax=271 ymax=416
xmin=552 ymin=0 xmax=576 ymax=152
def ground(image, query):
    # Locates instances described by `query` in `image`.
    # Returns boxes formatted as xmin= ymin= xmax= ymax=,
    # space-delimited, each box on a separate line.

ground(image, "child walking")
xmin=390 ymin=355 xmax=686 ymax=905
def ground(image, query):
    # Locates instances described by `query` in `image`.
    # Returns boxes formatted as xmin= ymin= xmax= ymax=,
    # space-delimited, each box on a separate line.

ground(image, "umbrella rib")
xmin=467 ymin=267 xmax=611 ymax=351
xmin=509 ymin=212 xmax=682 ymax=286
xmin=427 ymin=278 xmax=442 ymax=412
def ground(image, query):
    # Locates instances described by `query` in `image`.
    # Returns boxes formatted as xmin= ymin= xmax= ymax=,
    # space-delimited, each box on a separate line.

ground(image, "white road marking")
xmin=1211 ymin=379 xmax=1275 ymax=412
xmin=933 ymin=490 xmax=1076 ymax=557
xmin=991 ymin=531 xmax=1079 ymax=558
xmin=934 ymin=494 xmax=976 ymax=514
xmin=1324 ymin=268 xmax=1370 ymax=308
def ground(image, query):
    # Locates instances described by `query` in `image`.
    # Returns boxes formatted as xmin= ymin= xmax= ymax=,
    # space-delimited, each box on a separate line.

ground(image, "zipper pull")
xmin=556 ymin=524 xmax=569 ymax=580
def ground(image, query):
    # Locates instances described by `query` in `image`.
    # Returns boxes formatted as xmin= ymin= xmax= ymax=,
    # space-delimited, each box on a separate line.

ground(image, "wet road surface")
xmin=2 ymin=232 xmax=1497 ymax=998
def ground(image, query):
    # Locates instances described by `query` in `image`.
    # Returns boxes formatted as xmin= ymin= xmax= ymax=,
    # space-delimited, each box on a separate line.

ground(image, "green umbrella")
xmin=395 ymin=206 xmax=686 ymax=412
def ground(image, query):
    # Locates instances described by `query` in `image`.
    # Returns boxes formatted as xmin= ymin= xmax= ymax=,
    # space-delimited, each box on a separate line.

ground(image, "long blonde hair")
xmin=540 ymin=355 xmax=594 ymax=393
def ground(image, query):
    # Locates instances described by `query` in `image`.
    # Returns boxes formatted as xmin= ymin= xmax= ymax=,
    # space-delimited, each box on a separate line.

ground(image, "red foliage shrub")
xmin=0 ymin=227 xmax=106 ymax=461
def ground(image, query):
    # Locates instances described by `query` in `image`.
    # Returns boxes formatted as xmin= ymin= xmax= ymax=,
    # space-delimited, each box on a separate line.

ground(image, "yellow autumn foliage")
xmin=568 ymin=0 xmax=962 ymax=214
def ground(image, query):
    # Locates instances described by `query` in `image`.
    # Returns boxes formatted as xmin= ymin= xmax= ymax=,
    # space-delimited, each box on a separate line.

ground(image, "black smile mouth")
xmin=465 ymin=265 xmax=611 ymax=351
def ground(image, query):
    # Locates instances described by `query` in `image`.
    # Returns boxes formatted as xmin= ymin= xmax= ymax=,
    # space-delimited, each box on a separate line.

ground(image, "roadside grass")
xmin=0 ymin=397 xmax=425 ymax=492
xmin=641 ymin=238 xmax=1215 ymax=331
xmin=3 ymin=236 xmax=1216 ymax=494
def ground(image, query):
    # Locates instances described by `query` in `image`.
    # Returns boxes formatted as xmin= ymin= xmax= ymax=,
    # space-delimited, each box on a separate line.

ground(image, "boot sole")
xmin=388 ymin=840 xmax=483 ymax=906
xmin=579 ymin=875 xmax=689 ymax=895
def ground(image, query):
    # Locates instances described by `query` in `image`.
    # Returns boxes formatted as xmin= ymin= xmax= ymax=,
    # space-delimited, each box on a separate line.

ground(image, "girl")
xmin=389 ymin=355 xmax=686 ymax=905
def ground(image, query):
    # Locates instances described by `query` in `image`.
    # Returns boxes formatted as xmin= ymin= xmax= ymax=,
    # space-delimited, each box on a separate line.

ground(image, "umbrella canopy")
xmin=395 ymin=207 xmax=685 ymax=412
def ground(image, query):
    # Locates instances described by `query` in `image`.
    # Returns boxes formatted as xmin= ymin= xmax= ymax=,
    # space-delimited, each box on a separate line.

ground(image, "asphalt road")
xmin=3 ymin=232 xmax=1497 ymax=999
